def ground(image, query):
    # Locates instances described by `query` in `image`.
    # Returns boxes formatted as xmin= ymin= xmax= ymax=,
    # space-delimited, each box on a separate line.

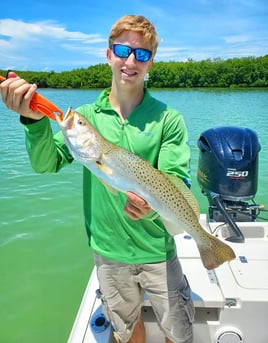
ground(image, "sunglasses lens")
xmin=112 ymin=44 xmax=152 ymax=62
xmin=113 ymin=44 xmax=131 ymax=58
xmin=135 ymin=49 xmax=152 ymax=62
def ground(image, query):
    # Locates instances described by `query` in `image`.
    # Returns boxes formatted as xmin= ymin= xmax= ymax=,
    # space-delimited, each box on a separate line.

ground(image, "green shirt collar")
xmin=94 ymin=88 xmax=153 ymax=112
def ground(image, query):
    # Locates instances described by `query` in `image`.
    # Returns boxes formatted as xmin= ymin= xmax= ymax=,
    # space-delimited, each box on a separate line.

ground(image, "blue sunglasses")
xmin=112 ymin=44 xmax=152 ymax=62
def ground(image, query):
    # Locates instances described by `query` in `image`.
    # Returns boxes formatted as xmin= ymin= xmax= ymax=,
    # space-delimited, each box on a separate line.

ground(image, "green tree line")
xmin=1 ymin=55 xmax=267 ymax=89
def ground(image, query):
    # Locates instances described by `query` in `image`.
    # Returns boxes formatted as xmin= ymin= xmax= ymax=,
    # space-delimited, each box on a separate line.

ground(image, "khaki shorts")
xmin=94 ymin=254 xmax=194 ymax=343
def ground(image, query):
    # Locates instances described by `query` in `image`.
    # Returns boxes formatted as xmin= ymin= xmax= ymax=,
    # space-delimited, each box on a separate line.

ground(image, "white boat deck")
xmin=68 ymin=216 xmax=268 ymax=343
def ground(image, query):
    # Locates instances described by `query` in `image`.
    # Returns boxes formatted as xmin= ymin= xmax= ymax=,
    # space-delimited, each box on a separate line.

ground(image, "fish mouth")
xmin=56 ymin=107 xmax=74 ymax=130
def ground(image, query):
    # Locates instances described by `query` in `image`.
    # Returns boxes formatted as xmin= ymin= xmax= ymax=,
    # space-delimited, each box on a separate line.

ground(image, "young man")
xmin=1 ymin=15 xmax=194 ymax=343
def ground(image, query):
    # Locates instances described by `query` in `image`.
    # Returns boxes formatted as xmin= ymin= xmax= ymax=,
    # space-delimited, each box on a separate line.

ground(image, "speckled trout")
xmin=56 ymin=108 xmax=236 ymax=270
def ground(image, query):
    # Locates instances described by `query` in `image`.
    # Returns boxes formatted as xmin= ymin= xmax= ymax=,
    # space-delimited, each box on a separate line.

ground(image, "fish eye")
xmin=77 ymin=119 xmax=86 ymax=126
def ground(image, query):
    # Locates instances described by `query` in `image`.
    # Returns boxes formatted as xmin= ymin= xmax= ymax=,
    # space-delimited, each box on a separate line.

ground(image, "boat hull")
xmin=68 ymin=216 xmax=268 ymax=343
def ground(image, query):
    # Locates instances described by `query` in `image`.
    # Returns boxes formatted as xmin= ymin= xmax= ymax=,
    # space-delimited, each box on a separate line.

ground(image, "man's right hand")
xmin=0 ymin=72 xmax=44 ymax=120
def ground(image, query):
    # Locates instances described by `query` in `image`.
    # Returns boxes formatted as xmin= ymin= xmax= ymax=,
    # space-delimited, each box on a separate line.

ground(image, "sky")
xmin=0 ymin=0 xmax=267 ymax=72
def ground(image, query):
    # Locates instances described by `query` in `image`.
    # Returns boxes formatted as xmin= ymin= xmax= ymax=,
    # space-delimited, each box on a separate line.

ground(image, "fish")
xmin=56 ymin=108 xmax=236 ymax=270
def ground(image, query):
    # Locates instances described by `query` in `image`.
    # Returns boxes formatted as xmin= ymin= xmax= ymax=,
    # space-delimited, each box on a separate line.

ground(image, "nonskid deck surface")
xmin=68 ymin=218 xmax=268 ymax=343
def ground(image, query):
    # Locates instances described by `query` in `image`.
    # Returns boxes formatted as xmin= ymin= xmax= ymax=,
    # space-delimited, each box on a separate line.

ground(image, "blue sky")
xmin=0 ymin=0 xmax=267 ymax=72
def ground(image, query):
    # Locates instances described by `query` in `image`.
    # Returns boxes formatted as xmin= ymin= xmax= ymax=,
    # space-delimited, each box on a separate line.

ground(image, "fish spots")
xmin=60 ymin=111 xmax=236 ymax=270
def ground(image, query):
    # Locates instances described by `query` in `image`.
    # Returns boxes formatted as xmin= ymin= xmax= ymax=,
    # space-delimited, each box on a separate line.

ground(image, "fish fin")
xmin=160 ymin=217 xmax=185 ymax=235
xmin=96 ymin=162 xmax=118 ymax=194
xmin=96 ymin=161 xmax=113 ymax=175
xmin=165 ymin=174 xmax=200 ymax=218
xmin=197 ymin=233 xmax=236 ymax=269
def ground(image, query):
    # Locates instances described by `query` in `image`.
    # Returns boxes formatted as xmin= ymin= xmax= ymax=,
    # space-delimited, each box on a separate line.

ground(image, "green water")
xmin=1 ymin=88 xmax=268 ymax=342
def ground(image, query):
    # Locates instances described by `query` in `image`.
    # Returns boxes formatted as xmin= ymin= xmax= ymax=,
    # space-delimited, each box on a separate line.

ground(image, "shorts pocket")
xmin=178 ymin=275 xmax=195 ymax=324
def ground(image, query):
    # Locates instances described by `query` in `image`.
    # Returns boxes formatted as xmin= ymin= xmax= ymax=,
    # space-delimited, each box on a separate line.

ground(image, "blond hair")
xmin=108 ymin=15 xmax=159 ymax=57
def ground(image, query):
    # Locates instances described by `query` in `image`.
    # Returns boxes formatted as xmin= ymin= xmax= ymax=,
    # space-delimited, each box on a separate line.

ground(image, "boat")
xmin=68 ymin=126 xmax=268 ymax=343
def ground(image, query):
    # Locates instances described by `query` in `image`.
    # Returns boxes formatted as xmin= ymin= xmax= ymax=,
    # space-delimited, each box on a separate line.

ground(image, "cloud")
xmin=0 ymin=19 xmax=107 ymax=71
xmin=0 ymin=19 xmax=106 ymax=43
xmin=222 ymin=35 xmax=252 ymax=44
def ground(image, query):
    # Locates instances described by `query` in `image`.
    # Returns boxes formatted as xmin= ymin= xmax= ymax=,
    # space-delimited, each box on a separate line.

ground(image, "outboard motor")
xmin=197 ymin=126 xmax=261 ymax=242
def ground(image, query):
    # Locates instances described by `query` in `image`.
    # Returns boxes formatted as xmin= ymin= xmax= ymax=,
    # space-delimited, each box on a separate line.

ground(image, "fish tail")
xmin=197 ymin=234 xmax=236 ymax=270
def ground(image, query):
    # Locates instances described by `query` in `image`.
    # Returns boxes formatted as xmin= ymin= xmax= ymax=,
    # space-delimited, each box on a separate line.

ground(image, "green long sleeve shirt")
xmin=22 ymin=89 xmax=191 ymax=264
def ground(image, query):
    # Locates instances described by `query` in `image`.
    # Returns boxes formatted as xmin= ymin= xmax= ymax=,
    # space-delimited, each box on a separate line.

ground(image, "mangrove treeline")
xmin=1 ymin=55 xmax=267 ymax=89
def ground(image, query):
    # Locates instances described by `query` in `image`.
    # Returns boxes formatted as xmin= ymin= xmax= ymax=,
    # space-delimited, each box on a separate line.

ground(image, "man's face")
xmin=107 ymin=30 xmax=153 ymax=89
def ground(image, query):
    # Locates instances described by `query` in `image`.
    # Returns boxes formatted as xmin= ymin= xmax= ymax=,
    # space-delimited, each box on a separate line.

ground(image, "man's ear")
xmin=106 ymin=48 xmax=112 ymax=66
xmin=146 ymin=57 xmax=154 ymax=73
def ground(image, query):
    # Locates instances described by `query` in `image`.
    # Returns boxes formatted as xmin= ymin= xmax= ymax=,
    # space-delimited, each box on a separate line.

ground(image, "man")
xmin=1 ymin=15 xmax=194 ymax=343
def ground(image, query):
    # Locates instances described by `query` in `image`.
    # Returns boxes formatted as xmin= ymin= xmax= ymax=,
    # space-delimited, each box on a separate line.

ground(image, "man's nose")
xmin=125 ymin=51 xmax=136 ymax=64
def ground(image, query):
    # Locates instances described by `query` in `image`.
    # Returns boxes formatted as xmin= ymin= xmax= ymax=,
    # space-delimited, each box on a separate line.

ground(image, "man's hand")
xmin=124 ymin=191 xmax=151 ymax=220
xmin=0 ymin=72 xmax=44 ymax=120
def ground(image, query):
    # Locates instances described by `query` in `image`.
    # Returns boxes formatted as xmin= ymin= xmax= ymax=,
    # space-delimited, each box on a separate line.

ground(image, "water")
xmin=1 ymin=88 xmax=268 ymax=342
